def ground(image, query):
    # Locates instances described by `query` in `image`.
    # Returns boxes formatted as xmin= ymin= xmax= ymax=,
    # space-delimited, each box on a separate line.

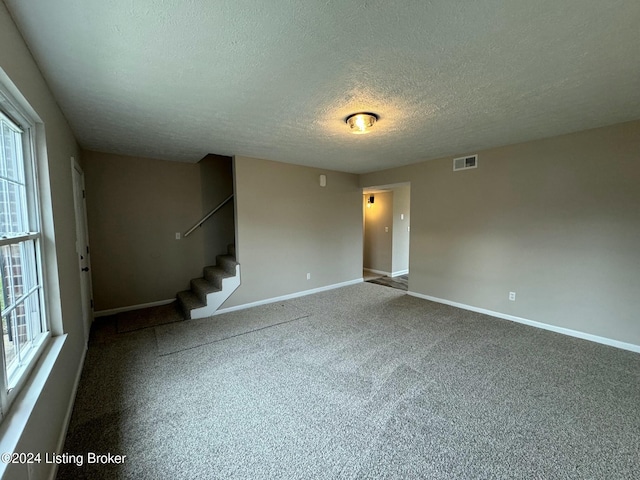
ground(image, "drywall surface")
xmin=224 ymin=156 xmax=362 ymax=307
xmin=363 ymin=191 xmax=393 ymax=273
xmin=199 ymin=154 xmax=235 ymax=265
xmin=391 ymin=185 xmax=410 ymax=274
xmin=83 ymin=150 xmax=205 ymax=310
xmin=361 ymin=120 xmax=640 ymax=346
xmin=0 ymin=4 xmax=84 ymax=479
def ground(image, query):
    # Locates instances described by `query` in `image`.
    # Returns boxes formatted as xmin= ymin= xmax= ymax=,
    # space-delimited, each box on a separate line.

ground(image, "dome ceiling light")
xmin=346 ymin=112 xmax=378 ymax=134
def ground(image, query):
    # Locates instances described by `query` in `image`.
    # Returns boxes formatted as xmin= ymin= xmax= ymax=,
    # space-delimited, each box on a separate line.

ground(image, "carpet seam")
xmin=117 ymin=318 xmax=181 ymax=334
xmin=156 ymin=313 xmax=312 ymax=357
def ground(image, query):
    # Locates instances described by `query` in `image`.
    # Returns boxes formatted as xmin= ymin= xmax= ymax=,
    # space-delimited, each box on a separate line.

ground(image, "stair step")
xmin=176 ymin=246 xmax=240 ymax=320
xmin=176 ymin=290 xmax=205 ymax=320
xmin=216 ymin=254 xmax=237 ymax=275
xmin=203 ymin=266 xmax=233 ymax=288
xmin=190 ymin=277 xmax=221 ymax=303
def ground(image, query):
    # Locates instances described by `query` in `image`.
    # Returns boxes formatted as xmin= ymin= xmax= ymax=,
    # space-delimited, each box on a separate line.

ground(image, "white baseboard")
xmin=391 ymin=269 xmax=409 ymax=277
xmin=48 ymin=341 xmax=88 ymax=480
xmin=94 ymin=299 xmax=175 ymax=317
xmin=364 ymin=268 xmax=391 ymax=276
xmin=216 ymin=278 xmax=364 ymax=315
xmin=408 ymin=291 xmax=640 ymax=353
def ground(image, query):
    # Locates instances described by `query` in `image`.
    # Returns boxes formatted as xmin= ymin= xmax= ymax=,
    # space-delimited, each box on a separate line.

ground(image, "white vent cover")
xmin=453 ymin=154 xmax=478 ymax=171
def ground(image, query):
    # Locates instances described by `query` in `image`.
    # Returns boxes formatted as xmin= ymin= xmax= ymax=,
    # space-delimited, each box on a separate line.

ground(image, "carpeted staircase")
xmin=177 ymin=244 xmax=240 ymax=319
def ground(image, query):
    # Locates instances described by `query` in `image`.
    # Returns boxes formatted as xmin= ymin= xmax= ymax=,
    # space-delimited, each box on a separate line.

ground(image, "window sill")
xmin=0 ymin=335 xmax=67 ymax=478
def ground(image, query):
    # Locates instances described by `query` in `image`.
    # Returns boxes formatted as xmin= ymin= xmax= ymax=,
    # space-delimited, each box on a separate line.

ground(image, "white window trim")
xmin=0 ymin=81 xmax=51 ymax=420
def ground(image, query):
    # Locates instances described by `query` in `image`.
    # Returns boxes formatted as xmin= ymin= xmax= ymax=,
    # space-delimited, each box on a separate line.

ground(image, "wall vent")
xmin=453 ymin=154 xmax=478 ymax=171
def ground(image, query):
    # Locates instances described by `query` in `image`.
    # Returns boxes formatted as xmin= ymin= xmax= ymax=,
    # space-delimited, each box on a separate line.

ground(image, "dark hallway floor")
xmin=365 ymin=274 xmax=408 ymax=291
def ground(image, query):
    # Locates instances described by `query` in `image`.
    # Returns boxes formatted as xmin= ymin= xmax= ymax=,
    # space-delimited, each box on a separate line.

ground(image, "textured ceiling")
xmin=5 ymin=0 xmax=640 ymax=173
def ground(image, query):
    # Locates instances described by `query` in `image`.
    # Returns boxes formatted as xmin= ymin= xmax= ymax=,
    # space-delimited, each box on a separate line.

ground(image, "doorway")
xmin=362 ymin=183 xmax=410 ymax=289
xmin=71 ymin=158 xmax=93 ymax=343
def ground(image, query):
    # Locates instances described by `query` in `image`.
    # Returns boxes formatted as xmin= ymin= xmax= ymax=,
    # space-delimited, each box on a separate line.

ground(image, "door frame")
xmin=362 ymin=182 xmax=411 ymax=280
xmin=71 ymin=157 xmax=93 ymax=343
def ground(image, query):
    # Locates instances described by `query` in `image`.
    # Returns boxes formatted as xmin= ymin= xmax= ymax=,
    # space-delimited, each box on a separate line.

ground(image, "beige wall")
xmin=391 ymin=185 xmax=410 ymax=274
xmin=363 ymin=191 xmax=393 ymax=273
xmin=361 ymin=120 xmax=640 ymax=346
xmin=224 ymin=156 xmax=362 ymax=308
xmin=0 ymin=4 xmax=85 ymax=479
xmin=83 ymin=150 xmax=205 ymax=311
xmin=199 ymin=154 xmax=235 ymax=265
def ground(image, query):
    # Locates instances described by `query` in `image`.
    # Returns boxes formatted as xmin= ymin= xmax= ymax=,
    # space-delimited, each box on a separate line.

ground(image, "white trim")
xmin=391 ymin=269 xmax=409 ymax=277
xmin=71 ymin=157 xmax=94 ymax=344
xmin=216 ymin=278 xmax=364 ymax=315
xmin=47 ymin=342 xmax=87 ymax=480
xmin=0 ymin=81 xmax=35 ymax=130
xmin=0 ymin=79 xmax=51 ymax=421
xmin=0 ymin=336 xmax=66 ymax=479
xmin=363 ymin=268 xmax=391 ymax=276
xmin=408 ymin=291 xmax=640 ymax=354
xmin=362 ymin=181 xmax=410 ymax=193
xmin=93 ymin=299 xmax=174 ymax=317
xmin=0 ymin=232 xmax=39 ymax=247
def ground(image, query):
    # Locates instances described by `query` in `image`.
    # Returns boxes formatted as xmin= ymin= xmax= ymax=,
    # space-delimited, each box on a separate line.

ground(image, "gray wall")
xmin=391 ymin=185 xmax=410 ymax=274
xmin=199 ymin=154 xmax=235 ymax=265
xmin=361 ymin=120 xmax=640 ymax=346
xmin=223 ymin=156 xmax=362 ymax=308
xmin=0 ymin=4 xmax=85 ymax=479
xmin=83 ymin=150 xmax=205 ymax=311
xmin=363 ymin=191 xmax=393 ymax=273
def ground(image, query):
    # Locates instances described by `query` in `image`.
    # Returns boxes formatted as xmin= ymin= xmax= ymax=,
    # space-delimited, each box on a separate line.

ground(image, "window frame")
xmin=0 ymin=87 xmax=51 ymax=419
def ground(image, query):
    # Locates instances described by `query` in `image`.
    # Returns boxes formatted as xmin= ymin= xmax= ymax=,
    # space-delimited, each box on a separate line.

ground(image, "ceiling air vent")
xmin=453 ymin=154 xmax=478 ymax=171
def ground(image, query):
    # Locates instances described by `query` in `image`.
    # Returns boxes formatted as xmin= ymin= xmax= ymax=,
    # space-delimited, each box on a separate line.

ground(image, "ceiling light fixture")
xmin=346 ymin=112 xmax=378 ymax=134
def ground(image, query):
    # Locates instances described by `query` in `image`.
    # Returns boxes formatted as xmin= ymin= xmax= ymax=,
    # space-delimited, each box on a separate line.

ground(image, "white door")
xmin=71 ymin=158 xmax=93 ymax=343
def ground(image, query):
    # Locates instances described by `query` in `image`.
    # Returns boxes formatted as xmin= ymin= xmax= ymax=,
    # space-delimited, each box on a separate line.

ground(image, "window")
xmin=0 ymin=95 xmax=49 ymax=417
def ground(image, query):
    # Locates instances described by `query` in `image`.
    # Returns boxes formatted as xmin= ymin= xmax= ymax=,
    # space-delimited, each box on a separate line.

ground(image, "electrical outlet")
xmin=385 ymin=226 xmax=389 ymax=232
xmin=306 ymin=273 xmax=311 ymax=280
xmin=175 ymin=232 xmax=181 ymax=240
xmin=509 ymin=291 xmax=516 ymax=301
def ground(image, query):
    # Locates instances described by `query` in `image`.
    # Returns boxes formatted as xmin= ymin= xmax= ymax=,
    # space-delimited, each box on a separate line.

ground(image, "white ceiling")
xmin=5 ymin=0 xmax=640 ymax=174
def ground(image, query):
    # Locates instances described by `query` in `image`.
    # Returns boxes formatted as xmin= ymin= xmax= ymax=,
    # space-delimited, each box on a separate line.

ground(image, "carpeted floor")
xmin=59 ymin=282 xmax=640 ymax=479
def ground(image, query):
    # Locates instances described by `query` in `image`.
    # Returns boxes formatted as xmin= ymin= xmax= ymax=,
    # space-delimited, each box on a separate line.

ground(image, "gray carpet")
xmin=156 ymin=302 xmax=308 ymax=356
xmin=59 ymin=282 xmax=640 ymax=479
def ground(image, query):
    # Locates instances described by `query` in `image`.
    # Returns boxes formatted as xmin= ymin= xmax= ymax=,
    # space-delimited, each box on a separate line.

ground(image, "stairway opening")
xmin=176 ymin=154 xmax=240 ymax=319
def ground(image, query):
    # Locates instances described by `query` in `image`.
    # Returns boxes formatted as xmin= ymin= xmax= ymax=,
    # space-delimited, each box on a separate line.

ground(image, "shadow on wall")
xmin=199 ymin=154 xmax=235 ymax=267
